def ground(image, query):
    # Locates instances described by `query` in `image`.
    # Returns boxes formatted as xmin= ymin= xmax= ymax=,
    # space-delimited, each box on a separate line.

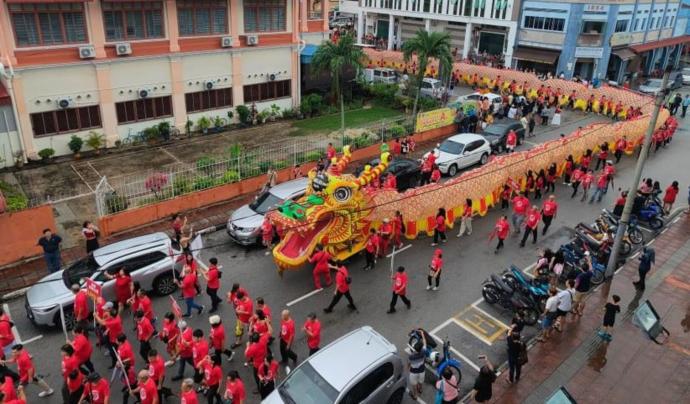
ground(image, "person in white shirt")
xmin=537 ymin=287 xmax=559 ymax=342
xmin=554 ymin=279 xmax=575 ymax=332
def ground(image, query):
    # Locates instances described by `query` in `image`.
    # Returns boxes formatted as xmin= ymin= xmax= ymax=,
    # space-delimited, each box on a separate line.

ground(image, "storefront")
xmin=512 ymin=46 xmax=560 ymax=75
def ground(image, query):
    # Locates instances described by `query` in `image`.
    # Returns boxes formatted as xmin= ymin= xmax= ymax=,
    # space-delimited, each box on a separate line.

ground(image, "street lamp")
xmin=603 ymin=67 xmax=670 ymax=279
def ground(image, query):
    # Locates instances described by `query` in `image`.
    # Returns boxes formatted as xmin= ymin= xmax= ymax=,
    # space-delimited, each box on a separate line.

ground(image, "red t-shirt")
xmin=604 ymin=165 xmax=615 ymax=177
xmin=139 ymin=296 xmax=154 ymax=320
xmin=596 ymin=174 xmax=608 ymax=188
xmin=542 ymin=200 xmax=558 ymax=217
xmin=580 ymin=155 xmax=591 ymax=168
xmin=664 ymin=186 xmax=678 ymax=203
xmin=280 ymin=319 xmax=295 ymax=343
xmin=506 ymin=131 xmax=517 ymax=146
xmin=463 ymin=205 xmax=472 ymax=218
xmin=379 ymin=223 xmax=392 ymax=238
xmin=571 ymin=169 xmax=583 ymax=182
xmin=365 ymin=234 xmax=379 ymax=253
xmin=326 ymin=146 xmax=336 ymax=160
xmin=261 ymin=220 xmax=273 ymax=242
xmin=181 ymin=273 xmax=197 ymax=299
xmin=178 ymin=328 xmax=194 ymax=358
xmin=74 ymin=290 xmax=89 ymax=321
xmin=615 ymin=138 xmax=627 ymax=151
xmin=148 ymin=355 xmax=165 ymax=383
xmin=83 ymin=379 xmax=110 ymax=404
xmin=0 ymin=376 xmax=16 ymax=401
xmin=207 ymin=266 xmax=220 ymax=289
xmin=193 ymin=339 xmax=209 ymax=368
xmin=582 ymin=173 xmax=594 ymax=188
xmin=430 ymin=256 xmax=443 ymax=273
xmin=393 ymin=272 xmax=408 ymax=295
xmin=304 ymin=319 xmax=321 ymax=349
xmin=431 ymin=169 xmax=441 ymax=182
xmin=61 ymin=355 xmax=79 ymax=380
xmin=66 ymin=369 xmax=84 ymax=393
xmin=205 ymin=364 xmax=223 ymax=386
xmin=496 ymin=220 xmax=510 ymax=239
xmin=335 ymin=267 xmax=350 ymax=293
xmin=181 ymin=390 xmax=199 ymax=404
xmin=235 ymin=298 xmax=253 ymax=324
xmin=138 ymin=378 xmax=158 ymax=404
xmin=114 ymin=274 xmax=132 ymax=303
xmin=15 ymin=351 xmax=33 ymax=383
xmin=435 ymin=215 xmax=446 ymax=232
xmin=117 ymin=340 xmax=135 ymax=368
xmin=210 ymin=324 xmax=226 ymax=350
xmin=136 ymin=317 xmax=154 ymax=341
xmin=104 ymin=315 xmax=123 ymax=343
xmin=258 ymin=360 xmax=280 ymax=382
xmin=0 ymin=314 xmax=14 ymax=349
xmin=225 ymin=380 xmax=246 ymax=403
xmin=525 ymin=210 xmax=541 ymax=229
xmin=512 ymin=196 xmax=528 ymax=215
xmin=245 ymin=341 xmax=267 ymax=369
xmin=309 ymin=251 xmax=331 ymax=271
xmin=161 ymin=319 xmax=180 ymax=350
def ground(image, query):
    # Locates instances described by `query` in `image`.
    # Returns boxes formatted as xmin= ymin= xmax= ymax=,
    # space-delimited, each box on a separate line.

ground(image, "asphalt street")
xmin=5 ymin=108 xmax=688 ymax=404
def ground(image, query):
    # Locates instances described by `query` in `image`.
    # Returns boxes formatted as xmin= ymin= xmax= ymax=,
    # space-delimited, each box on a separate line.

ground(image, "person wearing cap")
xmin=279 ymin=310 xmax=297 ymax=366
xmin=80 ymin=372 xmax=110 ymax=404
xmin=180 ymin=378 xmax=197 ymax=404
xmin=378 ymin=218 xmax=393 ymax=257
xmin=131 ymin=369 xmax=158 ymax=404
xmin=388 ymin=266 xmax=411 ymax=313
xmin=4 ymin=344 xmax=54 ymax=398
xmin=71 ymin=284 xmax=90 ymax=331
xmin=198 ymin=257 xmax=222 ymax=313
xmin=209 ymin=315 xmax=234 ymax=362
xmin=135 ymin=309 xmax=155 ymax=363
xmin=172 ymin=321 xmax=194 ymax=382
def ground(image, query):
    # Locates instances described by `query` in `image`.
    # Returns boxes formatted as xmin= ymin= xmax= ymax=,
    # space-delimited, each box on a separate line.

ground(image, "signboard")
xmin=546 ymin=386 xmax=578 ymax=404
xmin=632 ymin=299 xmax=669 ymax=344
xmin=415 ymin=107 xmax=456 ymax=133
xmin=85 ymin=278 xmax=102 ymax=300
xmin=575 ymin=47 xmax=604 ymax=59
xmin=610 ymin=33 xmax=633 ymax=47
xmin=584 ymin=4 xmax=609 ymax=13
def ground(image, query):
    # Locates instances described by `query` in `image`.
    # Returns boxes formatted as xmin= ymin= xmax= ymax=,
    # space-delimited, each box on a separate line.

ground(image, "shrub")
xmin=305 ymin=150 xmax=322 ymax=162
xmin=105 ymin=192 xmax=128 ymax=214
xmin=85 ymin=131 xmax=105 ymax=151
xmin=258 ymin=161 xmax=272 ymax=174
xmin=389 ymin=125 xmax=406 ymax=139
xmin=38 ymin=148 xmax=55 ymax=160
xmin=145 ymin=172 xmax=169 ymax=195
xmin=0 ymin=181 xmax=28 ymax=212
xmin=418 ymin=96 xmax=439 ymax=111
xmin=393 ymin=95 xmax=413 ymax=110
xmin=368 ymin=82 xmax=398 ymax=105
xmin=142 ymin=126 xmax=160 ymax=143
xmin=157 ymin=121 xmax=171 ymax=140
xmin=196 ymin=156 xmax=216 ymax=170
xmin=301 ymin=93 xmax=323 ymax=117
xmin=193 ymin=176 xmax=215 ymax=190
xmin=213 ymin=116 xmax=226 ymax=128
xmin=173 ymin=177 xmax=192 ymax=195
xmin=197 ymin=116 xmax=211 ymax=132
xmin=220 ymin=170 xmax=240 ymax=184
xmin=68 ymin=136 xmax=83 ymax=154
xmin=258 ymin=109 xmax=271 ymax=123
xmin=273 ymin=160 xmax=288 ymax=170
xmin=236 ymin=105 xmax=251 ymax=125
xmin=227 ymin=143 xmax=242 ymax=159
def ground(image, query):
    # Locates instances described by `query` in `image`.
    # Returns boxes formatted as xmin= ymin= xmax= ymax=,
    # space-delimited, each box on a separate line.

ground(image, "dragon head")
xmin=269 ymin=145 xmax=390 ymax=270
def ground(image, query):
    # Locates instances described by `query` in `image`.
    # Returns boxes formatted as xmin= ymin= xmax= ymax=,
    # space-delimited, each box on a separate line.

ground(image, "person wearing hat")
xmin=378 ymin=218 xmax=393 ymax=257
xmin=209 ymin=315 xmax=234 ymax=363
xmin=80 ymin=372 xmax=110 ymax=404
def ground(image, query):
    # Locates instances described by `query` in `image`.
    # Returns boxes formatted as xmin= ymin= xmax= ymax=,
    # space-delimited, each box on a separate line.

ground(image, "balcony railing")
xmin=362 ymin=0 xmax=512 ymax=21
xmin=309 ymin=11 xmax=323 ymax=20
xmin=577 ymin=33 xmax=603 ymax=47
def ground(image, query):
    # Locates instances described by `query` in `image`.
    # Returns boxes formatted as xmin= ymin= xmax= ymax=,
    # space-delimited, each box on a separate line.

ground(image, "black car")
xmin=355 ymin=158 xmax=421 ymax=191
xmin=481 ymin=119 xmax=526 ymax=153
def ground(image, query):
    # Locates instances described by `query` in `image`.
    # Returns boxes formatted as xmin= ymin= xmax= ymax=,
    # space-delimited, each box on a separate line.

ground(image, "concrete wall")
xmin=0 ymin=205 xmax=56 ymax=266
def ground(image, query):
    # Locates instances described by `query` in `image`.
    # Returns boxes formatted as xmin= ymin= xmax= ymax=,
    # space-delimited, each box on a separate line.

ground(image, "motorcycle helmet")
xmin=429 ymin=351 xmax=440 ymax=364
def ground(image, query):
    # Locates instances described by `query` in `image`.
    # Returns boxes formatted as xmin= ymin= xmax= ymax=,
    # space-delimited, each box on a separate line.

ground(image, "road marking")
xmin=87 ymin=161 xmax=102 ymax=178
xmin=521 ymin=263 xmax=537 ymax=277
xmin=386 ymin=244 xmax=412 ymax=257
xmin=452 ymin=306 xmax=508 ymax=346
xmin=286 ymin=288 xmax=324 ymax=307
xmin=522 ymin=140 xmax=538 ymax=146
xmin=645 ymin=239 xmax=655 ymax=247
xmin=427 ymin=333 xmax=481 ymax=372
xmin=660 ymin=228 xmax=668 ymax=234
xmin=2 ymin=304 xmax=43 ymax=345
xmin=70 ymin=163 xmax=95 ymax=192
xmin=429 ymin=317 xmax=455 ymax=336
xmin=470 ymin=302 xmax=512 ymax=329
xmin=159 ymin=146 xmax=183 ymax=163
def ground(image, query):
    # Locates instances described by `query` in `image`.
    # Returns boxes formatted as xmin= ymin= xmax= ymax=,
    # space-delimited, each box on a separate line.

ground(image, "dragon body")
xmin=269 ymin=50 xmax=673 ymax=271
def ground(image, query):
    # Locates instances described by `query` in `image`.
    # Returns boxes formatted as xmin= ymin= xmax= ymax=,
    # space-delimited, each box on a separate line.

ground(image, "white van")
xmin=363 ymin=68 xmax=399 ymax=84
xmin=420 ymin=78 xmax=444 ymax=99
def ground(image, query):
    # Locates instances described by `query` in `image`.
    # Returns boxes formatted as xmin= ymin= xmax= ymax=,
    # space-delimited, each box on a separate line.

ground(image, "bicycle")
xmin=122 ymin=129 xmax=146 ymax=146
xmin=408 ymin=329 xmax=462 ymax=384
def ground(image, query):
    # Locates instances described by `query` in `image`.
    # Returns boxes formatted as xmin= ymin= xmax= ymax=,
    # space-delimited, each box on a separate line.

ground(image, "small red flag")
xmin=170 ymin=296 xmax=182 ymax=319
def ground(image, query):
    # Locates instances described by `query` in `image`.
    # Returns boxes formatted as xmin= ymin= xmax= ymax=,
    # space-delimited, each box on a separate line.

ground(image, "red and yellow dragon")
xmin=268 ymin=50 xmax=672 ymax=271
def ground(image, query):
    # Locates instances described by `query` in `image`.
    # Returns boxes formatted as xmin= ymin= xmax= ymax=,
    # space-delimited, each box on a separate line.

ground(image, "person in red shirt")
xmin=159 ymin=312 xmax=180 ymax=359
xmin=323 ymin=262 xmax=357 ymax=313
xmin=302 ymin=313 xmax=321 ymax=356
xmin=388 ymin=266 xmax=411 ymax=312
xmin=663 ymin=181 xmax=679 ymax=213
xmin=71 ymin=284 xmax=90 ymax=329
xmin=580 ymin=169 xmax=595 ymax=202
xmin=0 ymin=376 xmax=16 ymax=402
xmin=261 ymin=217 xmax=274 ymax=256
xmin=147 ymin=349 xmax=170 ymax=401
xmin=614 ymin=136 xmax=627 ymax=163
xmin=520 ymin=206 xmax=541 ymax=247
xmin=505 ymin=129 xmax=517 ymax=153
xmin=392 ymin=138 xmax=402 ymax=155
xmin=326 ymin=142 xmax=336 ymax=162
xmin=431 ymin=208 xmax=447 ymax=246
xmin=180 ymin=378 xmax=198 ymax=404
xmin=105 ymin=268 xmax=132 ymax=312
xmin=116 ymin=334 xmax=136 ymax=374
xmin=385 ymin=173 xmax=397 ymax=190
xmin=133 ymin=370 xmax=159 ymax=404
xmin=308 ymin=245 xmax=332 ymax=289
xmin=392 ymin=211 xmax=405 ymax=249
xmin=0 ymin=308 xmax=16 ymax=359
xmin=580 ymin=150 xmax=592 ymax=170
xmin=80 ymin=372 xmax=110 ymax=404
xmin=363 ymin=228 xmax=380 ymax=271
xmin=60 ymin=344 xmax=81 ymax=402
xmin=135 ymin=288 xmax=156 ymax=323
xmin=0 ymin=384 xmax=25 ymax=404
xmin=570 ymin=166 xmax=584 ymax=199
xmin=258 ymin=352 xmax=279 ymax=399
xmin=172 ymin=321 xmax=194 ymax=381
xmin=209 ymin=315 xmax=234 ymax=362
xmin=595 ymin=143 xmax=609 ymax=171
xmin=192 ymin=329 xmax=209 ymax=382
xmin=244 ymin=332 xmax=267 ymax=393
xmin=589 ymin=172 xmax=609 ymax=203
xmin=456 ymin=198 xmax=473 ymax=237
xmin=430 ymin=166 xmax=442 ymax=183
xmin=511 ymin=192 xmax=529 ymax=232
xmin=378 ymin=218 xmax=393 ymax=257
xmin=420 ymin=154 xmax=434 ymax=185
xmin=135 ymin=309 xmax=155 ymax=363
xmin=223 ymin=370 xmax=246 ymax=404
xmin=198 ymin=257 xmax=222 ymax=312
xmin=279 ymin=310 xmax=297 ymax=365
xmin=541 ymin=195 xmax=558 ymax=235
xmin=200 ymin=355 xmax=223 ymax=402
xmin=6 ymin=344 xmax=53 ymax=397
xmin=232 ymin=291 xmax=253 ymax=349
xmin=493 ymin=215 xmax=510 ymax=254
xmin=177 ymin=266 xmax=204 ymax=318
xmin=427 ymin=249 xmax=443 ymax=291
xmin=95 ymin=306 xmax=122 ymax=369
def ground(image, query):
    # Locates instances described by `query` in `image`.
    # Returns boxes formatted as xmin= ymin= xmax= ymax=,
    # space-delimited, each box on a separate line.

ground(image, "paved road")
xmin=5 ymin=110 xmax=687 ymax=404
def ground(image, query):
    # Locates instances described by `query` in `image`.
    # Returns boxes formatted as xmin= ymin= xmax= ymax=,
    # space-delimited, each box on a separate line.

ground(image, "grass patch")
xmin=0 ymin=180 xmax=29 ymax=212
xmin=291 ymin=106 xmax=403 ymax=136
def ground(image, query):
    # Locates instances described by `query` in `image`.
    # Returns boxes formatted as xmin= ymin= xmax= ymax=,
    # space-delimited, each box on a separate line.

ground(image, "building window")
xmin=634 ymin=19 xmax=640 ymax=31
xmin=581 ymin=21 xmax=605 ymax=34
xmin=243 ymin=80 xmax=291 ymax=103
xmin=244 ymin=0 xmax=287 ymax=32
xmin=31 ymin=106 xmax=102 ymax=137
xmin=185 ymin=88 xmax=233 ymax=113
xmin=614 ymin=20 xmax=629 ymax=33
xmin=115 ymin=96 xmax=173 ymax=124
xmin=9 ymin=3 xmax=87 ymax=47
xmin=102 ymin=1 xmax=164 ymax=42
xmin=177 ymin=0 xmax=227 ymax=36
xmin=523 ymin=16 xmax=565 ymax=32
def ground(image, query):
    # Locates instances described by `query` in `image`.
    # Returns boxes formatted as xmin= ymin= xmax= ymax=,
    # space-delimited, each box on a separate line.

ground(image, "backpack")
xmin=517 ymin=341 xmax=529 ymax=366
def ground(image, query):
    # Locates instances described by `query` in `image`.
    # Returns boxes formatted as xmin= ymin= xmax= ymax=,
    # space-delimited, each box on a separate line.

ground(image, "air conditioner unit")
xmin=78 ymin=45 xmax=96 ymax=59
xmin=138 ymin=88 xmax=151 ymax=99
xmin=56 ymin=97 xmax=74 ymax=109
xmin=204 ymin=81 xmax=214 ymax=90
xmin=246 ymin=35 xmax=259 ymax=46
xmin=115 ymin=42 xmax=132 ymax=56
xmin=221 ymin=36 xmax=233 ymax=48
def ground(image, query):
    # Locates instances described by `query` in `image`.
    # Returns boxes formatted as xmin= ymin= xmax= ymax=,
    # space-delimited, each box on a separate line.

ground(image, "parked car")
xmin=264 ymin=326 xmax=407 ymax=404
xmin=427 ymin=133 xmax=491 ymax=177
xmin=480 ymin=119 xmax=525 ymax=153
xmin=638 ymin=73 xmax=683 ymax=95
xmin=452 ymin=92 xmax=503 ymax=110
xmin=362 ymin=68 xmax=399 ymax=84
xmin=682 ymin=67 xmax=690 ymax=85
xmin=420 ymin=78 xmax=444 ymax=99
xmin=355 ymin=157 xmax=421 ymax=191
xmin=227 ymin=177 xmax=309 ymax=245
xmin=25 ymin=232 xmax=181 ymax=328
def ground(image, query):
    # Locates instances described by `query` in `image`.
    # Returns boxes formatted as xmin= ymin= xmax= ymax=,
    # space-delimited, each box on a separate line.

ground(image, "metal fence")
xmin=97 ymin=115 xmax=413 ymax=216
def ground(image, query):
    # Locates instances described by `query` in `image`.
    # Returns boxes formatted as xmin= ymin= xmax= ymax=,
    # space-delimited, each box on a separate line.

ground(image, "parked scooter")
xmin=482 ymin=274 xmax=540 ymax=325
xmin=502 ymin=265 xmax=548 ymax=310
xmin=600 ymin=210 xmax=644 ymax=245
xmin=573 ymin=224 xmax=631 ymax=257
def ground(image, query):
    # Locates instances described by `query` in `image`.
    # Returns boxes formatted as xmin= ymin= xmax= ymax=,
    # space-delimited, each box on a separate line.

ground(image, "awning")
xmin=512 ymin=47 xmax=559 ymax=64
xmin=300 ymin=44 xmax=319 ymax=64
xmin=0 ymin=83 xmax=10 ymax=106
xmin=630 ymin=35 xmax=690 ymax=54
xmin=612 ymin=48 xmax=637 ymax=61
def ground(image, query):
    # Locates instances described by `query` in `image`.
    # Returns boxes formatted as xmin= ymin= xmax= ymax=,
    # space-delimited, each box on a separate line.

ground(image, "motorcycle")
xmin=482 ymin=274 xmax=540 ymax=325
xmin=408 ymin=329 xmax=462 ymax=381
xmin=574 ymin=224 xmax=631 ymax=257
xmin=502 ymin=265 xmax=548 ymax=310
xmin=631 ymin=194 xmax=664 ymax=230
xmin=600 ymin=210 xmax=644 ymax=245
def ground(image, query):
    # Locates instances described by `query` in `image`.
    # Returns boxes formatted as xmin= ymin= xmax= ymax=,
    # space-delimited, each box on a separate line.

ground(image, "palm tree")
xmin=311 ymin=34 xmax=365 ymax=136
xmin=402 ymin=30 xmax=453 ymax=124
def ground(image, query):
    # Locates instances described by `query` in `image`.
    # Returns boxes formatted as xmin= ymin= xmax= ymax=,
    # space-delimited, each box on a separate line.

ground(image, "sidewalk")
xmin=486 ymin=213 xmax=690 ymax=404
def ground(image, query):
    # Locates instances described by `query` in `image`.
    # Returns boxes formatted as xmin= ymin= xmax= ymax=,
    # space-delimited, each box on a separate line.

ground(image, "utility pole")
xmin=604 ymin=67 xmax=670 ymax=279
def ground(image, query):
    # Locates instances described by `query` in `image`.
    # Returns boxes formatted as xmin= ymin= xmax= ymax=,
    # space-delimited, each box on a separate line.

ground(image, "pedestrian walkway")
xmin=486 ymin=213 xmax=690 ymax=404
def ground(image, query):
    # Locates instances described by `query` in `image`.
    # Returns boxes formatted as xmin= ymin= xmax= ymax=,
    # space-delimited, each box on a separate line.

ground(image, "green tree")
xmin=311 ymin=34 xmax=365 ymax=137
xmin=402 ymin=30 xmax=453 ymax=125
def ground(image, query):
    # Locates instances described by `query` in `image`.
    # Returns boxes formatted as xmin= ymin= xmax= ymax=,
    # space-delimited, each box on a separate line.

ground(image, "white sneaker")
xmin=430 ymin=243 xmax=437 ymax=246
xmin=432 ymin=286 xmax=439 ymax=291
xmin=426 ymin=286 xmax=432 ymax=290
xmin=39 ymin=389 xmax=54 ymax=398
xmin=456 ymin=233 xmax=462 ymax=238
xmin=265 ymin=251 xmax=271 ymax=256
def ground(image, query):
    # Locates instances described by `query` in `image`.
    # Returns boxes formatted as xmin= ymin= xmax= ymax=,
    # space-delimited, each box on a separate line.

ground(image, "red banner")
xmin=170 ymin=296 xmax=182 ymax=318
xmin=85 ymin=278 xmax=101 ymax=301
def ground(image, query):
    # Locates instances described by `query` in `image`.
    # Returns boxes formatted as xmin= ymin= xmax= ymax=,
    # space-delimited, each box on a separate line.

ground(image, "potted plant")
xmin=86 ymin=131 xmax=105 ymax=155
xmin=258 ymin=109 xmax=270 ymax=124
xmin=143 ymin=126 xmax=160 ymax=145
xmin=38 ymin=148 xmax=55 ymax=162
xmin=185 ymin=119 xmax=193 ymax=137
xmin=68 ymin=135 xmax=84 ymax=159
xmin=236 ymin=105 xmax=250 ymax=126
xmin=270 ymin=104 xmax=281 ymax=121
xmin=157 ymin=121 xmax=171 ymax=142
xmin=197 ymin=116 xmax=211 ymax=135
xmin=226 ymin=110 xmax=234 ymax=124
xmin=213 ymin=116 xmax=226 ymax=133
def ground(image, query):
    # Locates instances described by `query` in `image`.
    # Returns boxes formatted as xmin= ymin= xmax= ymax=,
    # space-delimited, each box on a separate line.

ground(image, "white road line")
xmin=2 ymin=304 xmax=43 ymax=345
xmin=386 ymin=244 xmax=412 ymax=257
xmin=645 ymin=239 xmax=655 ymax=247
xmin=429 ymin=318 xmax=455 ymax=336
xmin=87 ymin=161 xmax=102 ymax=178
xmin=450 ymin=318 xmax=493 ymax=346
xmin=70 ymin=164 xmax=95 ymax=192
xmin=286 ymin=288 xmax=324 ymax=307
xmin=630 ymin=251 xmax=641 ymax=260
xmin=660 ymin=228 xmax=668 ymax=234
xmin=521 ymin=263 xmax=537 ymax=277
xmin=469 ymin=302 xmax=511 ymax=329
xmin=428 ymin=333 xmax=481 ymax=372
xmin=159 ymin=146 xmax=183 ymax=163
